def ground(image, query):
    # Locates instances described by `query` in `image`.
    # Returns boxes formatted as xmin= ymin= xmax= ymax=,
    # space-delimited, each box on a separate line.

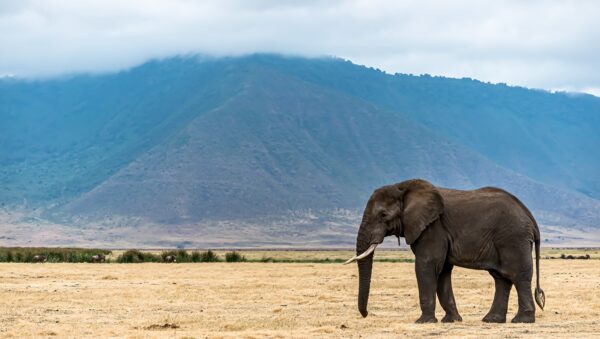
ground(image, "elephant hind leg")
xmin=483 ymin=270 xmax=512 ymax=323
xmin=501 ymin=243 xmax=536 ymax=323
xmin=437 ymin=264 xmax=462 ymax=323
xmin=511 ymin=275 xmax=536 ymax=323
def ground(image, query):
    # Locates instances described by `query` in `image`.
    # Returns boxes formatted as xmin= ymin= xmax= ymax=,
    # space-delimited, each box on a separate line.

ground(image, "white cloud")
xmin=1 ymin=0 xmax=599 ymax=94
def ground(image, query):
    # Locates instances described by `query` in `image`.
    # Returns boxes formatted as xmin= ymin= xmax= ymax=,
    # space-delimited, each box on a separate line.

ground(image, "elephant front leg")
xmin=437 ymin=265 xmax=462 ymax=323
xmin=415 ymin=261 xmax=439 ymax=323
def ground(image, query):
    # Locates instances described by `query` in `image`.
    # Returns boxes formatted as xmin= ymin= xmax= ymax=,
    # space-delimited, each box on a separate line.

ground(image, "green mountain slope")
xmin=0 ymin=57 xmax=243 ymax=203
xmin=1 ymin=54 xmax=599 ymax=232
xmin=63 ymin=64 xmax=600 ymax=227
xmin=247 ymin=55 xmax=600 ymax=199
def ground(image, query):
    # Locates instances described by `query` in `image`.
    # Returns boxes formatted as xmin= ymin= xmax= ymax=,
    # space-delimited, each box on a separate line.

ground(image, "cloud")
xmin=1 ymin=0 xmax=599 ymax=94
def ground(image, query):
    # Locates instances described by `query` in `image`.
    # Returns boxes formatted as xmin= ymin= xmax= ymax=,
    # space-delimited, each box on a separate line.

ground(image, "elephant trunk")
xmin=357 ymin=251 xmax=374 ymax=317
xmin=356 ymin=222 xmax=374 ymax=317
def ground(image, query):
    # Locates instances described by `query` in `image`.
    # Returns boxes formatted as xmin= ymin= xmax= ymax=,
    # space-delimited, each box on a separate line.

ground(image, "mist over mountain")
xmin=1 ymin=54 xmax=599 ymax=246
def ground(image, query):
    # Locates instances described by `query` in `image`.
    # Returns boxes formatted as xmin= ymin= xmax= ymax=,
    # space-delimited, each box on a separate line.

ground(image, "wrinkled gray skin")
xmin=354 ymin=179 xmax=545 ymax=323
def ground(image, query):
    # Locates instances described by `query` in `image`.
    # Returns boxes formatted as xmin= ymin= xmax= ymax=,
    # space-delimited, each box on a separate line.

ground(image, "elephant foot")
xmin=482 ymin=312 xmax=506 ymax=323
xmin=415 ymin=314 xmax=438 ymax=324
xmin=511 ymin=311 xmax=535 ymax=323
xmin=441 ymin=313 xmax=462 ymax=323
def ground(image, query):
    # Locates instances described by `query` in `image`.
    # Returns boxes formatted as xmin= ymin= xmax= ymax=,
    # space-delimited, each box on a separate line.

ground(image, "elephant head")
xmin=344 ymin=179 xmax=443 ymax=317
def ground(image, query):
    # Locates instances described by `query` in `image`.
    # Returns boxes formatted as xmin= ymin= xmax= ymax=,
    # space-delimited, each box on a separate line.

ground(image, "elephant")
xmin=32 ymin=255 xmax=47 ymax=263
xmin=90 ymin=254 xmax=106 ymax=263
xmin=345 ymin=179 xmax=545 ymax=323
xmin=164 ymin=255 xmax=177 ymax=263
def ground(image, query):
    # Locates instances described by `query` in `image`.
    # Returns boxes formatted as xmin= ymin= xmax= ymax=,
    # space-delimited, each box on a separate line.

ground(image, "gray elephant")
xmin=32 ymin=255 xmax=47 ymax=263
xmin=345 ymin=179 xmax=545 ymax=323
xmin=90 ymin=254 xmax=106 ymax=263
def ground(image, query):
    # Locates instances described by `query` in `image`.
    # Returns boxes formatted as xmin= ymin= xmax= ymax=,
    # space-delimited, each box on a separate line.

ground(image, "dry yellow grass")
xmin=0 ymin=251 xmax=598 ymax=338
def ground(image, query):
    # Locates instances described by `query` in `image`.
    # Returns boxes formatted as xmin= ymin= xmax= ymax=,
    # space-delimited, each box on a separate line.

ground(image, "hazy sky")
xmin=1 ymin=0 xmax=599 ymax=95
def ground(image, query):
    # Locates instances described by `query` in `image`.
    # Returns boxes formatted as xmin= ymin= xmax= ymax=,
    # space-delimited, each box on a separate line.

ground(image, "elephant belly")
xmin=447 ymin=244 xmax=500 ymax=270
xmin=447 ymin=237 xmax=501 ymax=271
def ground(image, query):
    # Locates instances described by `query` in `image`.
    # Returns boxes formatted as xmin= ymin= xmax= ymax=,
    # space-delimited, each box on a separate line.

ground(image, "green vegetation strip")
xmin=0 ymin=247 xmax=111 ymax=263
xmin=117 ymin=249 xmax=223 ymax=263
xmin=0 ymin=248 xmax=415 ymax=263
xmin=114 ymin=251 xmax=415 ymax=263
xmin=252 ymin=257 xmax=414 ymax=263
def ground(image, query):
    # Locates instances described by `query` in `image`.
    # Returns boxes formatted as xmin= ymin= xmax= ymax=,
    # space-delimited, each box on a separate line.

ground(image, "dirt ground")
xmin=0 ymin=251 xmax=598 ymax=338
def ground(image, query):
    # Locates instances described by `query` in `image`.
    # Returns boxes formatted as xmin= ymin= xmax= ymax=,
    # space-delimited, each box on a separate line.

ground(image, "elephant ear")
xmin=400 ymin=181 xmax=444 ymax=245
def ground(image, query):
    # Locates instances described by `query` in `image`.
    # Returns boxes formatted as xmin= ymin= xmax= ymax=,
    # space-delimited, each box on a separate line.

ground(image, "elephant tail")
xmin=534 ymin=236 xmax=545 ymax=310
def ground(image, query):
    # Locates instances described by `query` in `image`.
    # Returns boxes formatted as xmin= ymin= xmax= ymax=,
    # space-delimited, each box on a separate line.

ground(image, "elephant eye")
xmin=380 ymin=212 xmax=387 ymax=218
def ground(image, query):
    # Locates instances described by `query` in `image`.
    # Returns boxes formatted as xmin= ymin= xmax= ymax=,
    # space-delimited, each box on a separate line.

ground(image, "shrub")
xmin=191 ymin=251 xmax=202 ymax=262
xmin=117 ymin=250 xmax=160 ymax=263
xmin=225 ymin=251 xmax=246 ymax=262
xmin=177 ymin=249 xmax=189 ymax=262
xmin=259 ymin=256 xmax=274 ymax=263
xmin=47 ymin=255 xmax=61 ymax=263
xmin=199 ymin=250 xmax=220 ymax=262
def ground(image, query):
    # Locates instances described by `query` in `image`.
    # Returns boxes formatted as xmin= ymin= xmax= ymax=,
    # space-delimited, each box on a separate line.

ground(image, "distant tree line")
xmin=0 ymin=247 xmax=111 ymax=263
xmin=0 ymin=247 xmax=416 ymax=263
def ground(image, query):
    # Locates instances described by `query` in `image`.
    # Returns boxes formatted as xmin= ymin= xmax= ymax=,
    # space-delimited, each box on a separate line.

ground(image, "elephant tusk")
xmin=343 ymin=244 xmax=378 ymax=265
xmin=356 ymin=243 xmax=378 ymax=260
xmin=343 ymin=256 xmax=357 ymax=265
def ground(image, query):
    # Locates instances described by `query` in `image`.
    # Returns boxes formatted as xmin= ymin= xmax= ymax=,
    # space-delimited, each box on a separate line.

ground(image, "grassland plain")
xmin=0 ymin=250 xmax=598 ymax=338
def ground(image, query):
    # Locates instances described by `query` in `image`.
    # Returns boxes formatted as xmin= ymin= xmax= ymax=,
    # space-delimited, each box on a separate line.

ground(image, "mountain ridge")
xmin=1 ymin=54 xmax=599 ymax=246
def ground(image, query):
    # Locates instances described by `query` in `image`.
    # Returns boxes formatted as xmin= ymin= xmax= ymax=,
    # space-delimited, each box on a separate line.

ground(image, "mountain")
xmin=1 ymin=54 xmax=599 ymax=246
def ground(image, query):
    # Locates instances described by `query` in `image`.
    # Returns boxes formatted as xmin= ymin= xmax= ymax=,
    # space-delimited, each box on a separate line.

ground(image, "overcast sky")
xmin=1 ymin=0 xmax=599 ymax=95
